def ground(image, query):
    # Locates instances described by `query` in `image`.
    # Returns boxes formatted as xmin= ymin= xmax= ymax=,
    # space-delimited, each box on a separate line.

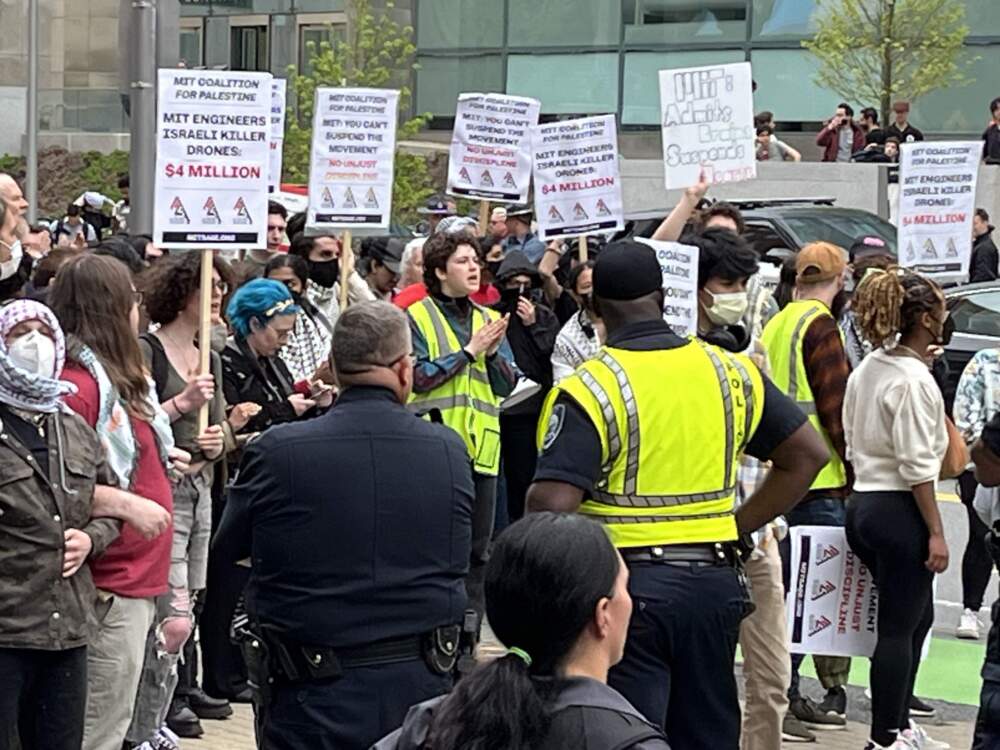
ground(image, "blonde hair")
xmin=852 ymin=265 xmax=943 ymax=348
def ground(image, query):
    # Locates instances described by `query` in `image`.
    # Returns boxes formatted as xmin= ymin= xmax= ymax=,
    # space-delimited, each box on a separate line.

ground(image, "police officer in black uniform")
xmin=213 ymin=300 xmax=473 ymax=750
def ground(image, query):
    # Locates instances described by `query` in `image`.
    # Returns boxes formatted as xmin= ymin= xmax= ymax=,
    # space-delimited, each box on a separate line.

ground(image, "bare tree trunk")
xmin=880 ymin=0 xmax=896 ymax=125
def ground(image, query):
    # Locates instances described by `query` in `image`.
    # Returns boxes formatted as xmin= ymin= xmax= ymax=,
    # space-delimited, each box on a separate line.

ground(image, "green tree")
xmin=803 ymin=0 xmax=972 ymax=125
xmin=283 ymin=0 xmax=433 ymax=224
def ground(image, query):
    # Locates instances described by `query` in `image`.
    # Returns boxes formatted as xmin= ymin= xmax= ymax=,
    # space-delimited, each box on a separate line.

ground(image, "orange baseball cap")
xmin=796 ymin=242 xmax=847 ymax=283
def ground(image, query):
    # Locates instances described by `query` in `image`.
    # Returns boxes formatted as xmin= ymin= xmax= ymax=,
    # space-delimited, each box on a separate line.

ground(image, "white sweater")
xmin=844 ymin=348 xmax=948 ymax=492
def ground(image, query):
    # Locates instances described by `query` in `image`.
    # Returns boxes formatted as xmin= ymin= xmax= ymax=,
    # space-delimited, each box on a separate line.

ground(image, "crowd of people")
xmin=1 ymin=158 xmax=1000 ymax=750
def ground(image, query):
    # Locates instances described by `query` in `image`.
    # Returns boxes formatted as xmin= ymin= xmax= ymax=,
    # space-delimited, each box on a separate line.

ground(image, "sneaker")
xmin=904 ymin=721 xmax=951 ymax=750
xmin=863 ymin=738 xmax=919 ymax=750
xmin=818 ymin=685 xmax=847 ymax=719
xmin=789 ymin=696 xmax=848 ymax=730
xmin=781 ymin=713 xmax=817 ymax=742
xmin=957 ymin=608 xmax=982 ymax=639
xmin=909 ymin=695 xmax=936 ymax=717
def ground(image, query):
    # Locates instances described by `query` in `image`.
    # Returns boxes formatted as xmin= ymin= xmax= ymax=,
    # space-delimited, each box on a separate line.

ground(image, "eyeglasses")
xmin=213 ymin=280 xmax=230 ymax=295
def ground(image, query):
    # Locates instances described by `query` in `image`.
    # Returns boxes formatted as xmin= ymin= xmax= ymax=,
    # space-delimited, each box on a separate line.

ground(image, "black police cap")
xmin=593 ymin=239 xmax=662 ymax=301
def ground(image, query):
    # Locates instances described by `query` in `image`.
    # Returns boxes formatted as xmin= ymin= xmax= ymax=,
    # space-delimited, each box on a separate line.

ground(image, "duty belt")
xmin=620 ymin=542 xmax=738 ymax=567
xmin=267 ymin=632 xmax=430 ymax=683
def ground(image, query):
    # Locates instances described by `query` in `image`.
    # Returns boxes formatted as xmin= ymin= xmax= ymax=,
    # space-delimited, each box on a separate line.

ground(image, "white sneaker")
xmin=863 ymin=736 xmax=919 ymax=750
xmin=956 ymin=608 xmax=981 ymax=639
xmin=904 ymin=721 xmax=951 ymax=750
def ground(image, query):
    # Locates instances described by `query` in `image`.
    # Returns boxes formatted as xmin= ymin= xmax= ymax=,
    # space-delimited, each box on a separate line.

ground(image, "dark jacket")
xmin=493 ymin=251 xmax=560 ymax=414
xmin=220 ymin=336 xmax=299 ymax=436
xmin=0 ymin=406 xmax=120 ymax=650
xmin=371 ymin=676 xmax=670 ymax=750
xmin=816 ymin=121 xmax=866 ymax=162
xmin=886 ymin=122 xmax=924 ymax=143
xmin=984 ymin=123 xmax=1000 ymax=163
xmin=214 ymin=386 xmax=473 ymax=648
xmin=972 ymin=230 xmax=1000 ymax=283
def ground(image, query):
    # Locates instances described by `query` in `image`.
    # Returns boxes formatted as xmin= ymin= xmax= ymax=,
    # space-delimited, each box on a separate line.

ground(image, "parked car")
xmin=618 ymin=198 xmax=898 ymax=267
xmin=943 ymin=281 xmax=1000 ymax=413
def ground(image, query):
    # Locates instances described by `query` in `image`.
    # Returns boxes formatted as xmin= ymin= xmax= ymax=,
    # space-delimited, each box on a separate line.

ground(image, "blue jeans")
xmin=779 ymin=495 xmax=851 ymax=699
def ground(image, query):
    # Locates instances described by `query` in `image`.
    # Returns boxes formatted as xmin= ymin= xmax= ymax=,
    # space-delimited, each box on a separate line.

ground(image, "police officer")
xmin=213 ymin=301 xmax=473 ymax=750
xmin=526 ymin=240 xmax=827 ymax=749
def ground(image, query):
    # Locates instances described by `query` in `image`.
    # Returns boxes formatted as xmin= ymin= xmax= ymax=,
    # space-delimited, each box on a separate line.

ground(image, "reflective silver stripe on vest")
xmin=598 ymin=351 xmax=641 ymax=495
xmin=592 ymin=485 xmax=735 ymax=508
xmin=420 ymin=298 xmax=458 ymax=356
xmin=700 ymin=345 xmax=736 ymax=489
xmin=408 ymin=395 xmax=500 ymax=418
xmin=581 ymin=510 xmax=733 ymax=524
xmin=795 ymin=401 xmax=816 ymax=416
xmin=787 ymin=304 xmax=823 ymax=402
xmin=578 ymin=368 xmax=621 ymax=475
xmin=729 ymin=357 xmax=756 ymax=442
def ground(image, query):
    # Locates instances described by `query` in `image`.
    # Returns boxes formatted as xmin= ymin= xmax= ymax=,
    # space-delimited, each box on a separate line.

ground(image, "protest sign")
xmin=898 ymin=141 xmax=980 ymax=281
xmin=637 ymin=238 xmax=699 ymax=337
xmin=786 ymin=526 xmax=879 ymax=658
xmin=447 ymin=93 xmax=540 ymax=203
xmin=531 ymin=114 xmax=624 ymax=241
xmin=306 ymin=87 xmax=399 ymax=233
xmin=154 ymin=69 xmax=272 ymax=250
xmin=269 ymin=78 xmax=287 ymax=193
xmin=658 ymin=62 xmax=756 ymax=190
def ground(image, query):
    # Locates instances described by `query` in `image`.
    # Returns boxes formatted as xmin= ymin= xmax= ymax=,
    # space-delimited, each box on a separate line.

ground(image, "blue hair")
xmin=226 ymin=278 xmax=300 ymax=338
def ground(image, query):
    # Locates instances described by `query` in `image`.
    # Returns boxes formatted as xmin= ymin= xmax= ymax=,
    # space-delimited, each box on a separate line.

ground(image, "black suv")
xmin=617 ymin=198 xmax=898 ymax=267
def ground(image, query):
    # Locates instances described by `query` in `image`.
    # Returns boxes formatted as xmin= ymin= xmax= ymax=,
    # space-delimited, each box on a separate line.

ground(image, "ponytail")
xmin=852 ymin=265 xmax=942 ymax=348
xmin=428 ymin=654 xmax=552 ymax=749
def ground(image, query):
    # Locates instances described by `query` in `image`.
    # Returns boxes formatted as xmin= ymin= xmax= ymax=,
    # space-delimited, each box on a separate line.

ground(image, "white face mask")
xmin=8 ymin=329 xmax=57 ymax=378
xmin=0 ymin=239 xmax=23 ymax=280
xmin=703 ymin=290 xmax=749 ymax=326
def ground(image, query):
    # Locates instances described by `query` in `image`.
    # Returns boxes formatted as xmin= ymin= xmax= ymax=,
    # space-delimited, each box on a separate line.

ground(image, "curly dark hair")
xmin=422 ymin=232 xmax=481 ymax=295
xmin=699 ymin=202 xmax=746 ymax=235
xmin=140 ymin=251 xmax=235 ymax=325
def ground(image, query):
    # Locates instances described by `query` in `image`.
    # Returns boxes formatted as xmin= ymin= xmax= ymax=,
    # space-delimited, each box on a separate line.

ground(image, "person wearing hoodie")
xmin=972 ymin=209 xmax=999 ymax=283
xmin=492 ymin=251 xmax=560 ymax=521
xmin=371 ymin=513 xmax=669 ymax=750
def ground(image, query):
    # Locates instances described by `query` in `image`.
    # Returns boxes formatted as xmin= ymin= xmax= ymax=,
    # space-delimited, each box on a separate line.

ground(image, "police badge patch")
xmin=542 ymin=404 xmax=566 ymax=451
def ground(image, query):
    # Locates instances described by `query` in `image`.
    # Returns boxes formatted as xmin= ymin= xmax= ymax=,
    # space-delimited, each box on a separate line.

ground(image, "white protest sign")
xmin=658 ymin=62 xmax=756 ymax=190
xmin=531 ymin=114 xmax=624 ymax=241
xmin=637 ymin=238 xmax=699 ymax=337
xmin=154 ymin=69 xmax=272 ymax=250
xmin=786 ymin=526 xmax=878 ymax=657
xmin=306 ymin=87 xmax=399 ymax=233
xmin=447 ymin=92 xmax=540 ymax=203
xmin=898 ymin=141 xmax=980 ymax=282
xmin=268 ymin=79 xmax=287 ymax=193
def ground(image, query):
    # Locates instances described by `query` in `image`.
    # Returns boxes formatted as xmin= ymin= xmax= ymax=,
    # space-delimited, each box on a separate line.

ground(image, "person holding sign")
xmin=762 ymin=244 xmax=855 ymax=730
xmin=844 ymin=268 xmax=952 ymax=750
xmin=527 ymin=240 xmax=826 ymax=748
xmin=407 ymin=232 xmax=517 ymax=635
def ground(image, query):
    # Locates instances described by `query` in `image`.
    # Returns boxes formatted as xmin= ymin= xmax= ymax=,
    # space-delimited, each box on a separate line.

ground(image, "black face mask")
xmin=308 ymin=258 xmax=340 ymax=289
xmin=579 ymin=292 xmax=594 ymax=312
xmin=938 ymin=314 xmax=955 ymax=346
xmin=487 ymin=260 xmax=503 ymax=278
xmin=831 ymin=288 xmax=849 ymax=320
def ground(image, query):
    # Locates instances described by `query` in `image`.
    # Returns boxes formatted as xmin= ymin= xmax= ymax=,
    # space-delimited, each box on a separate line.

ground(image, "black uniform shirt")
xmin=886 ymin=122 xmax=924 ymax=143
xmin=534 ymin=319 xmax=806 ymax=492
xmin=213 ymin=385 xmax=474 ymax=647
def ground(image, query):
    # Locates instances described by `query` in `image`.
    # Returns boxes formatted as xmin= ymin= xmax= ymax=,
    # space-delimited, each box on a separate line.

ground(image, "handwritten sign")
xmin=268 ymin=79 xmax=287 ymax=193
xmin=898 ymin=141 xmax=980 ymax=282
xmin=532 ymin=114 xmax=624 ymax=241
xmin=638 ymin=238 xmax=699 ymax=337
xmin=658 ymin=62 xmax=756 ymax=189
xmin=447 ymin=93 xmax=540 ymax=203
xmin=154 ymin=68 xmax=272 ymax=250
xmin=306 ymin=87 xmax=399 ymax=233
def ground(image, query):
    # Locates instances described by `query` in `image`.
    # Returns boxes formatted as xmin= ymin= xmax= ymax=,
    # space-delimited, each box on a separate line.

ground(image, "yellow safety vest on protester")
xmin=761 ymin=299 xmax=847 ymax=491
xmin=408 ymin=297 xmax=502 ymax=476
xmin=537 ymin=340 xmax=764 ymax=548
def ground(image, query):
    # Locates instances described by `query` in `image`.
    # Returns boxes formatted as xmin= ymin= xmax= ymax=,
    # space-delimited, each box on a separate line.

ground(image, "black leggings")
xmin=959 ymin=471 xmax=994 ymax=611
xmin=846 ymin=491 xmax=934 ymax=747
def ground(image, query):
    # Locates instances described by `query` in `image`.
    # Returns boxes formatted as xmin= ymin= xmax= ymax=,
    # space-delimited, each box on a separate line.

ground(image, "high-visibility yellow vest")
xmin=408 ymin=297 xmax=502 ymax=476
xmin=761 ymin=299 xmax=847 ymax=491
xmin=537 ymin=340 xmax=764 ymax=548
